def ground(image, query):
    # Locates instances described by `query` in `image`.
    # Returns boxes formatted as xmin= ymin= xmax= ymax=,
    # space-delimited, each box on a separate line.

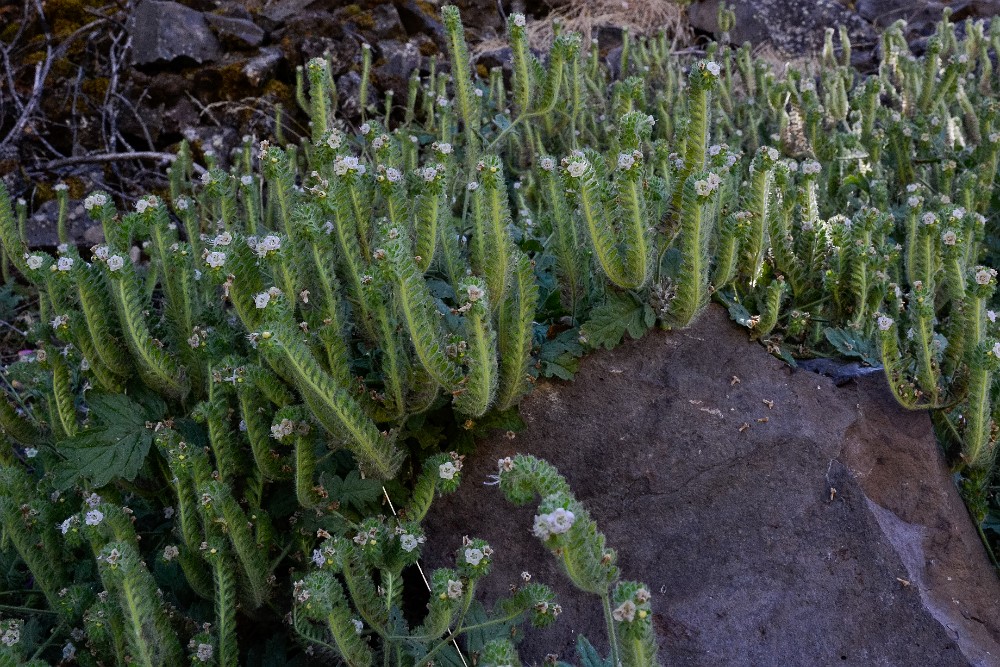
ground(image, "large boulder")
xmin=424 ymin=305 xmax=1000 ymax=665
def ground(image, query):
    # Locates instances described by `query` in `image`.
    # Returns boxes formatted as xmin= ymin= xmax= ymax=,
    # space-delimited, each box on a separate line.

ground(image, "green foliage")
xmin=4 ymin=4 xmax=1000 ymax=661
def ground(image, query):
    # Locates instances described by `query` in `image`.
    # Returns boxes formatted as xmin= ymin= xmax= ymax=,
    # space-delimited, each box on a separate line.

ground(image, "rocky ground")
xmin=2 ymin=0 xmax=998 ymax=244
xmin=424 ymin=305 xmax=1000 ymax=665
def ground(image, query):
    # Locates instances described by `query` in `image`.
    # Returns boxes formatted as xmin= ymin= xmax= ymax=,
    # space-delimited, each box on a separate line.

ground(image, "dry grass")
xmin=473 ymin=0 xmax=691 ymax=57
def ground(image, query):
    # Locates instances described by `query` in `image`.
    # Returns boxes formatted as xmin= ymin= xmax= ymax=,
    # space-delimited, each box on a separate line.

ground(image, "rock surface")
xmin=129 ymin=0 xmax=222 ymax=66
xmin=424 ymin=305 xmax=1000 ymax=666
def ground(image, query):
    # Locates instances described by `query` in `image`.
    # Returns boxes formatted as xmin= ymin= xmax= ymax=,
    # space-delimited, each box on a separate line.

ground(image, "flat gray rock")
xmin=424 ymin=305 xmax=1000 ymax=666
xmin=129 ymin=0 xmax=221 ymax=66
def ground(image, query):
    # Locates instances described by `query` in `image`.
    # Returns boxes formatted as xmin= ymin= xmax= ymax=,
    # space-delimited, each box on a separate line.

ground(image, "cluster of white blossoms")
xmin=195 ymin=643 xmax=214 ymax=663
xmin=135 ymin=195 xmax=159 ymax=214
xmin=59 ymin=515 xmax=80 ymax=535
xmin=310 ymin=545 xmax=337 ymax=567
xmin=975 ymin=267 xmax=998 ymax=285
xmin=532 ymin=507 xmax=576 ymax=539
xmin=539 ymin=156 xmax=556 ymax=171
xmin=54 ymin=256 xmax=74 ymax=272
xmin=377 ymin=166 xmax=403 ymax=184
xmin=85 ymin=509 xmax=104 ymax=526
xmin=465 ymin=283 xmax=485 ymax=302
xmin=83 ymin=192 xmax=108 ymax=211
xmin=877 ymin=315 xmax=894 ymax=331
xmin=512 ymin=12 xmax=526 ymax=27
xmin=801 ymin=160 xmax=822 ymax=175
xmin=921 ymin=212 xmax=938 ymax=226
xmin=703 ymin=60 xmax=721 ymax=77
xmin=163 ymin=545 xmax=180 ymax=562
xmin=254 ymin=234 xmax=281 ymax=257
xmin=694 ymin=172 xmax=723 ymax=197
xmin=254 ymin=286 xmax=282 ymax=309
xmin=431 ymin=141 xmax=452 ymax=155
xmin=948 ymin=207 xmax=967 ymax=220
xmin=204 ymin=251 xmax=227 ymax=269
xmin=53 ymin=182 xmax=69 ymax=192
xmin=421 ymin=165 xmax=444 ymax=182
xmin=563 ymin=156 xmax=589 ymax=178
xmin=51 ymin=314 xmax=69 ymax=329
xmin=765 ymin=146 xmax=780 ymax=161
xmin=941 ymin=229 xmax=958 ymax=246
xmin=333 ymin=155 xmax=367 ymax=177
xmin=270 ymin=418 xmax=298 ymax=440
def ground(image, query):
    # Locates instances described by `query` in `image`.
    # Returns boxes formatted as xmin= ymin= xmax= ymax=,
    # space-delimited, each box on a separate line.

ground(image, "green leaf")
xmin=539 ymin=327 xmax=584 ymax=380
xmin=580 ymin=292 xmax=651 ymax=350
xmin=326 ymin=470 xmax=384 ymax=512
xmin=824 ymin=327 xmax=880 ymax=366
xmin=53 ymin=392 xmax=165 ymax=490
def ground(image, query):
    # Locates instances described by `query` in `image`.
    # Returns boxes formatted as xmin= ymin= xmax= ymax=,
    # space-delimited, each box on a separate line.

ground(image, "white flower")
xmin=352 ymin=619 xmax=364 ymax=634
xmin=466 ymin=284 xmax=485 ymax=302
xmin=474 ymin=88 xmax=484 ymax=97
xmin=62 ymin=642 xmax=75 ymax=661
xmin=107 ymin=255 xmax=125 ymax=272
xmin=436 ymin=95 xmax=449 ymax=107
xmin=877 ymin=315 xmax=894 ymax=331
xmin=422 ymin=166 xmax=439 ymax=182
xmin=612 ymin=600 xmax=637 ymax=622
xmin=436 ymin=142 xmax=453 ymax=154
xmin=566 ymin=160 xmax=588 ymax=178
xmin=513 ymin=13 xmax=526 ymax=27
xmin=26 ymin=254 xmax=44 ymax=270
xmin=240 ymin=174 xmax=254 ymax=186
xmin=85 ymin=492 xmax=102 ymax=507
xmin=135 ymin=199 xmax=150 ymax=214
xmin=907 ymin=196 xmax=921 ymax=208
xmin=57 ymin=257 xmax=74 ymax=271
xmin=83 ymin=193 xmax=107 ymax=210
xmin=921 ymin=212 xmax=937 ymax=226
xmin=941 ymin=230 xmax=958 ymax=246
xmin=196 ymin=643 xmax=214 ymax=662
xmin=386 ymin=167 xmax=402 ymax=183
xmin=766 ymin=147 xmax=780 ymax=161
xmin=706 ymin=172 xmax=722 ymax=189
xmin=163 ymin=545 xmax=179 ymax=561
xmin=464 ymin=547 xmax=485 ymax=566
xmin=532 ymin=514 xmax=551 ymax=539
xmin=334 ymin=155 xmax=366 ymax=176
xmin=1 ymin=625 xmax=19 ymax=647
xmin=617 ymin=153 xmax=635 ymax=170
xmin=54 ymin=182 xmax=69 ymax=192
xmin=467 ymin=181 xmax=479 ymax=191
xmin=24 ymin=447 xmax=37 ymax=458
xmin=446 ymin=579 xmax=464 ymax=599
xmin=360 ymin=122 xmax=371 ymax=135
xmin=989 ymin=310 xmax=997 ymax=323
xmin=497 ymin=457 xmax=514 ymax=473
xmin=400 ymin=533 xmax=425 ymax=552
xmin=709 ymin=144 xmax=723 ymax=156
xmin=705 ymin=61 xmax=721 ymax=77
xmin=326 ymin=130 xmax=343 ymax=149
xmin=439 ymin=462 xmax=458 ymax=480
xmin=254 ymin=292 xmax=271 ymax=309
xmin=546 ymin=507 xmax=575 ymax=534
xmin=205 ymin=251 xmax=227 ymax=269
xmin=991 ymin=132 xmax=1000 ymax=144
xmin=993 ymin=342 xmax=1000 ymax=358
xmin=802 ymin=160 xmax=822 ymax=175
xmin=93 ymin=245 xmax=109 ymax=261
xmin=257 ymin=235 xmax=281 ymax=255
xmin=59 ymin=517 xmax=76 ymax=534
xmin=311 ymin=549 xmax=328 ymax=568
xmin=950 ymin=207 xmax=967 ymax=220
xmin=213 ymin=232 xmax=232 ymax=246
xmin=164 ymin=506 xmax=175 ymax=518
xmin=540 ymin=157 xmax=555 ymax=171
xmin=694 ymin=180 xmax=712 ymax=197
xmin=85 ymin=509 xmax=104 ymax=526
xmin=975 ymin=268 xmax=996 ymax=285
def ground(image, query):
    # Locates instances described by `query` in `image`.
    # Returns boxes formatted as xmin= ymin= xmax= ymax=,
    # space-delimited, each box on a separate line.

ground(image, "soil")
xmin=423 ymin=305 xmax=1000 ymax=665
